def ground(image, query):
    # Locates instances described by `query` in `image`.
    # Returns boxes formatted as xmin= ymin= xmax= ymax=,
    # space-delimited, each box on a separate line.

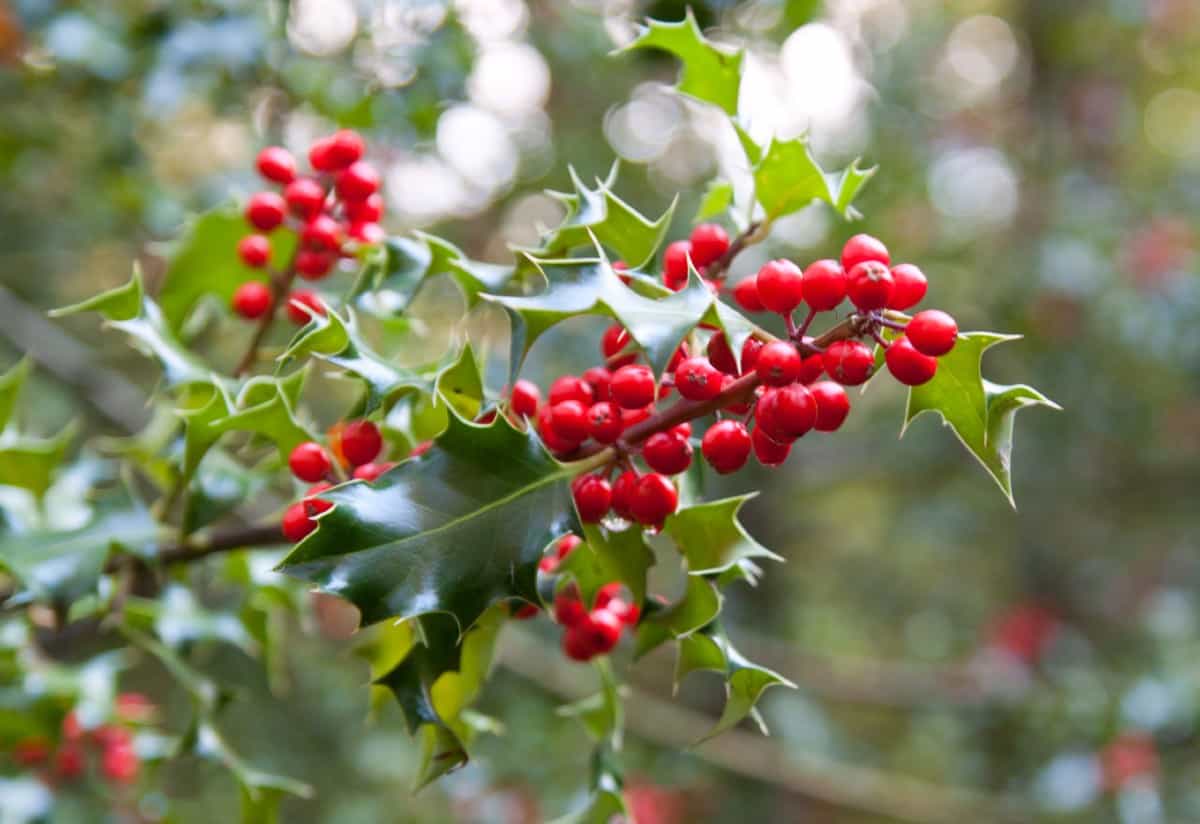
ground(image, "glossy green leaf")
xmin=694 ymin=179 xmax=734 ymax=222
xmin=753 ymin=136 xmax=876 ymax=221
xmin=278 ymin=413 xmax=596 ymax=630
xmin=356 ymin=232 xmax=518 ymax=311
xmin=662 ymin=495 xmax=780 ymax=576
xmin=903 ymin=332 xmax=1060 ymax=505
xmin=634 ymin=575 xmax=721 ymax=659
xmin=558 ymin=661 xmax=623 ymax=745
xmin=158 ymin=208 xmax=297 ymax=332
xmin=551 ymin=752 xmax=627 ymax=824
xmin=184 ymin=448 xmax=267 ymax=534
xmin=558 ymin=523 xmax=656 ymax=608
xmin=0 ymin=424 xmax=76 ymax=500
xmin=521 ymin=165 xmax=676 ymax=268
xmin=210 ymin=373 xmax=316 ymax=463
xmin=619 ymin=11 xmax=743 ymax=115
xmin=0 ymin=358 xmax=31 ymax=433
xmin=435 ymin=343 xmax=484 ymax=421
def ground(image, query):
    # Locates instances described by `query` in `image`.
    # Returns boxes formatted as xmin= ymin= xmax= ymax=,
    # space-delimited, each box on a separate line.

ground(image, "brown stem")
xmin=234 ymin=253 xmax=300 ymax=377
xmin=704 ymin=220 xmax=762 ymax=282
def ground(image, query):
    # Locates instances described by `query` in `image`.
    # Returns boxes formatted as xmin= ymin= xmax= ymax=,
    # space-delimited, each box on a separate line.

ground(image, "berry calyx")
xmin=885 ymin=336 xmax=938 ymax=386
xmin=688 ymin=223 xmax=730 ymax=267
xmin=232 ymin=282 xmax=272 ymax=319
xmin=245 ymin=191 xmax=286 ymax=232
xmin=549 ymin=400 xmax=590 ymax=444
xmin=802 ymin=259 xmax=846 ymax=311
xmin=587 ymin=402 xmax=623 ymax=444
xmin=282 ymin=502 xmax=317 ymax=542
xmin=573 ymin=474 xmax=612 ymax=523
xmin=610 ymin=365 xmax=656 ymax=409
xmin=662 ymin=240 xmax=691 ymax=291
xmin=733 ymin=276 xmax=764 ymax=312
xmin=510 ymin=379 xmax=541 ymax=418
xmin=841 ymin=233 xmax=890 ymax=271
xmin=642 ymin=431 xmax=693 ymax=475
xmin=341 ymin=420 xmax=383 ymax=466
xmin=701 ymin=420 xmax=752 ymax=474
xmin=755 ymin=259 xmax=805 ymax=314
xmin=888 ymin=263 xmax=928 ymax=310
xmin=674 ymin=357 xmax=723 ymax=401
xmin=284 ymin=178 xmax=325 ymax=219
xmin=822 ymin=340 xmax=875 ymax=386
xmin=286 ymin=290 xmax=325 ymax=325
xmin=905 ymin=310 xmax=958 ymax=356
xmin=846 ymin=260 xmax=894 ymax=311
xmin=256 ymin=146 xmax=297 ymax=184
xmin=336 ymin=161 xmax=380 ymax=201
xmin=809 ymin=381 xmax=850 ymax=431
xmin=755 ymin=341 xmax=802 ymax=387
xmin=630 ymin=473 xmax=677 ymax=527
xmin=752 ymin=425 xmax=791 ymax=466
xmin=289 ymin=441 xmax=332 ymax=482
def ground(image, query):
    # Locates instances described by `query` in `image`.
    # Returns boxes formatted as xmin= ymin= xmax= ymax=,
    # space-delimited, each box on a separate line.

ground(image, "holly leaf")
xmin=521 ymin=165 xmax=676 ymax=268
xmin=902 ymin=332 xmax=1060 ymax=506
xmin=694 ymin=179 xmax=733 ymax=222
xmin=753 ymin=136 xmax=876 ymax=221
xmin=634 ymin=576 xmax=721 ymax=659
xmin=183 ymin=448 xmax=267 ymax=534
xmin=355 ymin=232 xmax=518 ymax=311
xmin=619 ymin=10 xmax=743 ymax=116
xmin=435 ymin=343 xmax=484 ymax=421
xmin=557 ymin=661 xmax=623 ymax=744
xmin=551 ymin=750 xmax=627 ymax=824
xmin=278 ymin=413 xmax=586 ymax=630
xmin=0 ymin=425 xmax=76 ymax=500
xmin=0 ymin=358 xmax=31 ymax=432
xmin=558 ymin=523 xmax=656 ymax=608
xmin=157 ymin=208 xmax=297 ymax=332
xmin=51 ymin=268 xmax=215 ymax=390
xmin=662 ymin=495 xmax=779 ymax=576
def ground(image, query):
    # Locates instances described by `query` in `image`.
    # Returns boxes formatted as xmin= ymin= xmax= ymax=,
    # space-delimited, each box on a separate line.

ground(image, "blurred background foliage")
xmin=1 ymin=0 xmax=1198 ymax=822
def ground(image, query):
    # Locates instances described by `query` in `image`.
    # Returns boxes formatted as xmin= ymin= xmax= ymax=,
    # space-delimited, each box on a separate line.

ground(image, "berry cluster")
xmin=662 ymin=222 xmax=732 ymax=291
xmin=10 ymin=693 xmax=152 ymax=786
xmin=281 ymin=420 xmax=396 ymax=542
xmin=232 ymin=129 xmax=384 ymax=326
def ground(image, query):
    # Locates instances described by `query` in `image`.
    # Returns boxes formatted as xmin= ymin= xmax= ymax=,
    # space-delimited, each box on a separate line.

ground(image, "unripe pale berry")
xmin=846 ymin=260 xmax=894 ymax=311
xmin=689 ymin=223 xmax=730 ymax=267
xmin=282 ymin=502 xmax=317 ymax=542
xmin=755 ymin=341 xmax=802 ymax=387
xmin=755 ymin=259 xmax=805 ymax=314
xmin=752 ymin=426 xmax=791 ymax=466
xmin=630 ymin=473 xmax=677 ymax=527
xmin=674 ymin=357 xmax=723 ymax=401
xmin=701 ymin=420 xmax=752 ymax=474
xmin=286 ymin=290 xmax=325 ymax=325
xmin=733 ymin=276 xmax=763 ymax=312
xmin=550 ymin=400 xmax=590 ymax=444
xmin=642 ymin=431 xmax=692 ymax=475
xmin=256 ymin=146 xmax=296 ymax=184
xmin=610 ymin=365 xmax=656 ymax=409
xmin=662 ymin=240 xmax=691 ymax=292
xmin=822 ymin=340 xmax=875 ymax=386
xmin=511 ymin=379 xmax=541 ymax=418
xmin=296 ymin=249 xmax=335 ymax=280
xmin=905 ymin=310 xmax=958 ymax=356
xmin=549 ymin=375 xmax=595 ymax=407
xmin=232 ymin=282 xmax=272 ymax=319
xmin=841 ymin=233 xmax=890 ymax=271
xmin=802 ymin=259 xmax=846 ymax=311
xmin=238 ymin=234 xmax=271 ymax=268
xmin=885 ymin=337 xmax=938 ymax=386
xmin=289 ymin=441 xmax=332 ymax=482
xmin=809 ymin=381 xmax=850 ymax=431
xmin=611 ymin=470 xmax=639 ymax=521
xmin=341 ymin=420 xmax=382 ymax=466
xmin=587 ymin=402 xmax=623 ymax=444
xmin=336 ymin=161 xmax=380 ymax=201
xmin=888 ymin=263 xmax=928 ymax=310
xmin=573 ymin=474 xmax=612 ymax=523
xmin=246 ymin=191 xmax=287 ymax=231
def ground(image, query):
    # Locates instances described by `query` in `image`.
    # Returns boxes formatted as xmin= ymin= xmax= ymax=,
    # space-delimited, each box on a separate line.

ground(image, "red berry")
xmin=304 ymin=482 xmax=333 ymax=516
xmin=348 ymin=221 xmax=385 ymax=244
xmin=302 ymin=214 xmax=342 ymax=250
xmin=689 ymin=223 xmax=730 ymax=267
xmin=707 ymin=332 xmax=738 ymax=375
xmin=238 ymin=234 xmax=271 ymax=268
xmin=741 ymin=338 xmax=764 ymax=373
xmin=256 ymin=146 xmax=297 ymax=184
xmin=888 ymin=263 xmax=928 ymax=310
xmin=308 ymin=136 xmax=338 ymax=172
xmin=809 ymin=381 xmax=850 ymax=431
xmin=601 ymin=324 xmax=635 ymax=366
xmin=101 ymin=743 xmax=139 ymax=784
xmin=581 ymin=608 xmax=624 ymax=654
xmin=55 ymin=744 xmax=85 ymax=779
xmin=802 ymin=259 xmax=846 ymax=311
xmin=905 ymin=310 xmax=958 ymax=356
xmin=554 ymin=589 xmax=587 ymax=627
xmin=846 ymin=260 xmax=894 ymax=311
xmin=674 ymin=357 xmax=723 ymax=401
xmin=341 ymin=420 xmax=382 ymax=466
xmin=701 ymin=420 xmax=752 ymax=474
xmin=630 ymin=473 xmax=677 ymax=527
xmin=346 ymin=193 xmax=384 ymax=223
xmin=772 ymin=383 xmax=817 ymax=438
xmin=550 ymin=400 xmax=590 ymax=444
xmin=662 ymin=240 xmax=691 ymax=291
xmin=336 ymin=161 xmax=380 ymax=201
xmin=286 ymin=290 xmax=325 ymax=324
xmin=289 ymin=441 xmax=331 ymax=481
xmin=62 ymin=712 xmax=82 ymax=741
xmin=296 ymin=249 xmax=335 ymax=280
xmin=352 ymin=462 xmax=395 ymax=482
xmin=537 ymin=406 xmax=577 ymax=454
xmin=587 ymin=402 xmax=623 ymax=444
xmin=581 ymin=367 xmax=612 ymax=402
xmin=753 ymin=389 xmax=789 ymax=443
xmin=732 ymin=276 xmax=764 ymax=312
xmin=642 ymin=431 xmax=692 ymax=475
xmin=822 ymin=340 xmax=875 ymax=386
xmin=511 ymin=379 xmax=541 ymax=418
xmin=12 ymin=736 xmax=50 ymax=766
xmin=556 ymin=534 xmax=582 ymax=559
xmin=611 ymin=470 xmax=640 ymax=521
xmin=549 ymin=375 xmax=594 ymax=407
xmin=610 ymin=365 xmax=656 ymax=409
xmin=512 ymin=603 xmax=539 ymax=620
xmin=595 ymin=582 xmax=639 ymax=622
xmin=672 ymin=422 xmax=692 ymax=438
xmin=755 ymin=259 xmax=805 ymax=314
xmin=752 ymin=426 xmax=791 ymax=466
xmin=284 ymin=178 xmax=326 ymax=219
xmin=562 ymin=624 xmax=596 ymax=661
xmin=797 ymin=353 xmax=824 ymax=384
xmin=573 ymin=474 xmax=612 ymax=523
xmin=282 ymin=502 xmax=317 ymax=542
xmin=245 ymin=191 xmax=286 ymax=231
xmin=232 ymin=282 xmax=272 ymax=319
xmin=622 ymin=405 xmax=653 ymax=430
xmin=327 ymin=129 xmax=365 ymax=169
xmin=720 ymin=374 xmax=753 ymax=415
xmin=841 ymin=233 xmax=890 ymax=271
xmin=885 ymin=337 xmax=938 ymax=386
xmin=755 ymin=341 xmax=802 ymax=387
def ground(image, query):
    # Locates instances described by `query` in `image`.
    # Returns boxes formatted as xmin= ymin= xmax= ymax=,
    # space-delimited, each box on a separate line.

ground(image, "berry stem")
xmin=795 ymin=307 xmax=818 ymax=340
xmin=233 ymin=248 xmax=300 ymax=376
xmin=702 ymin=220 xmax=764 ymax=282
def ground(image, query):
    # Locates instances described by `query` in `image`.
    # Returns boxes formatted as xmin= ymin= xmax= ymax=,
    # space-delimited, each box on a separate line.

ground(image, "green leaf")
xmin=902 ymin=332 xmax=1060 ymax=505
xmin=184 ymin=448 xmax=267 ymax=534
xmin=694 ymin=179 xmax=734 ymax=222
xmin=753 ymin=136 xmax=876 ymax=221
xmin=550 ymin=751 xmax=627 ymax=824
xmin=210 ymin=374 xmax=317 ymax=463
xmin=158 ymin=208 xmax=297 ymax=332
xmin=435 ymin=343 xmax=484 ymax=421
xmin=521 ymin=165 xmax=676 ymax=268
xmin=0 ymin=507 xmax=157 ymax=605
xmin=278 ymin=413 xmax=596 ymax=630
xmin=0 ymin=358 xmax=31 ymax=433
xmin=634 ymin=575 xmax=721 ymax=659
xmin=0 ymin=424 xmax=76 ymax=500
xmin=355 ymin=232 xmax=517 ymax=311
xmin=557 ymin=661 xmax=623 ymax=745
xmin=619 ymin=11 xmax=743 ymax=116
xmin=558 ymin=524 xmax=656 ymax=608
xmin=51 ymin=268 xmax=215 ymax=390
xmin=662 ymin=495 xmax=780 ymax=576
